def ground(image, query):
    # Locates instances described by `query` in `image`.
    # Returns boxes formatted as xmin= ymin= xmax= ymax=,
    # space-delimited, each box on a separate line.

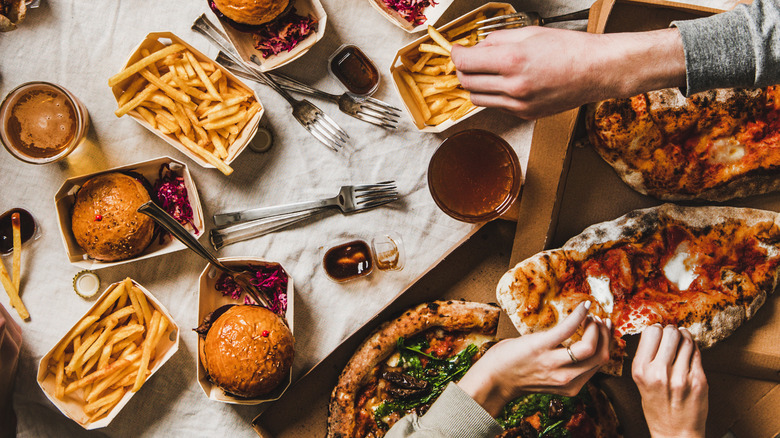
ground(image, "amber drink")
xmin=428 ymin=129 xmax=522 ymax=223
xmin=1 ymin=82 xmax=89 ymax=164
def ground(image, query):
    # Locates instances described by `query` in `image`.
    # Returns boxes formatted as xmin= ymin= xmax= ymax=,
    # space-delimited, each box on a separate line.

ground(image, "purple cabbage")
xmin=153 ymin=164 xmax=198 ymax=234
xmin=214 ymin=264 xmax=289 ymax=316
xmin=383 ymin=0 xmax=437 ymax=25
xmin=252 ymin=9 xmax=317 ymax=59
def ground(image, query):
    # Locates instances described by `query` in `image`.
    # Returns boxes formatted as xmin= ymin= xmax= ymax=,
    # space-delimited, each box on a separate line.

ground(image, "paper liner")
xmin=367 ymin=0 xmax=455 ymax=33
xmin=218 ymin=0 xmax=327 ymax=72
xmin=196 ymin=257 xmax=295 ymax=405
xmin=36 ymin=279 xmax=180 ymax=429
xmin=54 ymin=156 xmax=205 ymax=270
xmin=390 ymin=2 xmax=516 ymax=132
xmin=110 ymin=32 xmax=264 ymax=170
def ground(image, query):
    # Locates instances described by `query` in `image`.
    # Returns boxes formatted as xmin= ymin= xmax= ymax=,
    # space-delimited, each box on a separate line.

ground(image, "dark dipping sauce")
xmin=323 ymin=240 xmax=373 ymax=281
xmin=0 ymin=208 xmax=36 ymax=254
xmin=329 ymin=46 xmax=379 ymax=95
xmin=428 ymin=129 xmax=522 ymax=223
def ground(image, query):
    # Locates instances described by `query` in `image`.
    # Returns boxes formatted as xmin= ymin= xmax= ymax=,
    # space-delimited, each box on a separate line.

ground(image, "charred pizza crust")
xmin=327 ymin=300 xmax=500 ymax=438
xmin=497 ymin=204 xmax=780 ymax=375
xmin=586 ymin=86 xmax=780 ymax=201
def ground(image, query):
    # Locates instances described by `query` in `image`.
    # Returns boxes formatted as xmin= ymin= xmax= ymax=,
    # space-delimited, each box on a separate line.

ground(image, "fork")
xmin=218 ymin=53 xmax=402 ymax=129
xmin=192 ymin=15 xmax=349 ymax=152
xmin=137 ymin=201 xmax=272 ymax=308
xmin=213 ymin=181 xmax=399 ymax=227
xmin=477 ymin=9 xmax=590 ymax=37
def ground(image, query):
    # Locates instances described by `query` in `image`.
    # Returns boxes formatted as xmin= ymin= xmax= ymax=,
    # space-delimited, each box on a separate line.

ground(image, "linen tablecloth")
xmin=0 ymin=0 xmax=735 ymax=436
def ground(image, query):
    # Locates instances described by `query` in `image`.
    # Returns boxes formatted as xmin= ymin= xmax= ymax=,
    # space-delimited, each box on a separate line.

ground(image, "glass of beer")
xmin=428 ymin=129 xmax=523 ymax=223
xmin=0 ymin=81 xmax=89 ymax=164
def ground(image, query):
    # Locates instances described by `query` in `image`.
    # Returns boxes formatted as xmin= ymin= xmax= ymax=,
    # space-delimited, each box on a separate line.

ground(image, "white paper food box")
xmin=367 ymin=0 xmax=455 ymax=33
xmin=196 ymin=257 xmax=295 ymax=405
xmin=390 ymin=3 xmax=515 ymax=132
xmin=219 ymin=0 xmax=327 ymax=72
xmin=54 ymin=156 xmax=205 ymax=270
xmin=37 ymin=279 xmax=180 ymax=429
xmin=110 ymin=32 xmax=264 ymax=170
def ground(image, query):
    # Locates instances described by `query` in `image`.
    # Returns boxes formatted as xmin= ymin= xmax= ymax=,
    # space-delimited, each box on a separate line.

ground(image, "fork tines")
xmin=356 ymin=98 xmax=403 ymax=129
xmin=476 ymin=14 xmax=533 ymax=37
xmin=307 ymin=109 xmax=350 ymax=152
xmin=354 ymin=181 xmax=399 ymax=209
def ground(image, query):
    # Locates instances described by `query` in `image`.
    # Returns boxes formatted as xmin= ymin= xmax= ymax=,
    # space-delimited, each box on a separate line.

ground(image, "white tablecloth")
xmin=0 ymin=0 xmax=738 ymax=436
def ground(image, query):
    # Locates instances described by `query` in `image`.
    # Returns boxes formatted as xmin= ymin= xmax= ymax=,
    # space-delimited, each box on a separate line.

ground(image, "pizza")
xmin=586 ymin=86 xmax=780 ymax=201
xmin=497 ymin=204 xmax=780 ymax=375
xmin=327 ymin=300 xmax=621 ymax=438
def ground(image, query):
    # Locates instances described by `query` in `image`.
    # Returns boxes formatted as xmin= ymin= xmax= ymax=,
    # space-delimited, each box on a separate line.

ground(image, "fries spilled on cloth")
xmin=109 ymin=33 xmax=264 ymax=176
xmin=391 ymin=4 xmax=515 ymax=132
xmin=37 ymin=278 xmax=179 ymax=429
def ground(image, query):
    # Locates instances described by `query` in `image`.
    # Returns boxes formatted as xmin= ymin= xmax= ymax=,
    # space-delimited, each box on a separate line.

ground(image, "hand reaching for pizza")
xmin=0 ymin=302 xmax=21 ymax=435
xmin=451 ymin=26 xmax=686 ymax=119
xmin=632 ymin=325 xmax=708 ymax=438
xmin=457 ymin=301 xmax=610 ymax=416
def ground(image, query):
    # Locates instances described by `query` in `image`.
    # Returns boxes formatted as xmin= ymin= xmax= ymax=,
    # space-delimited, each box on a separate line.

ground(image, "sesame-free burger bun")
xmin=71 ymin=172 xmax=155 ymax=262
xmin=212 ymin=0 xmax=291 ymax=26
xmin=201 ymin=305 xmax=294 ymax=398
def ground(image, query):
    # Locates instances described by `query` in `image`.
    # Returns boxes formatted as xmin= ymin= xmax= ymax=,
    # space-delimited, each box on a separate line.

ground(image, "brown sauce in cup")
xmin=323 ymin=240 xmax=373 ymax=281
xmin=0 ymin=208 xmax=36 ymax=254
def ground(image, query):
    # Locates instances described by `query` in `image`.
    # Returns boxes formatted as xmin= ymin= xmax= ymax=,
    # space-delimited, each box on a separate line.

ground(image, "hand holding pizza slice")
xmin=497 ymin=204 xmax=780 ymax=375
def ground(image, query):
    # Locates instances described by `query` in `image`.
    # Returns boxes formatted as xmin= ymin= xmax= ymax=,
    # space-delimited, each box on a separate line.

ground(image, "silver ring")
xmin=566 ymin=346 xmax=579 ymax=364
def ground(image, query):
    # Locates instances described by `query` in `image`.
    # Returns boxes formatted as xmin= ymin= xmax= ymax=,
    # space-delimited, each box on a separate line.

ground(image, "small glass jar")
xmin=322 ymin=232 xmax=405 ymax=282
xmin=0 ymin=81 xmax=90 ymax=164
xmin=327 ymin=44 xmax=380 ymax=96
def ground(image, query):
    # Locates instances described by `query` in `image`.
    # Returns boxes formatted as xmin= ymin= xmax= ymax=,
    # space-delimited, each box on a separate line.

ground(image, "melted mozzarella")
xmin=586 ymin=275 xmax=614 ymax=313
xmin=663 ymin=242 xmax=697 ymax=291
xmin=708 ymin=137 xmax=745 ymax=164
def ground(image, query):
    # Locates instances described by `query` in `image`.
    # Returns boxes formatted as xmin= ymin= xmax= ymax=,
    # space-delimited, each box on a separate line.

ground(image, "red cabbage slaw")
xmin=153 ymin=164 xmax=198 ymax=234
xmin=383 ymin=0 xmax=437 ymax=25
xmin=214 ymin=264 xmax=289 ymax=315
xmin=252 ymin=9 xmax=317 ymax=59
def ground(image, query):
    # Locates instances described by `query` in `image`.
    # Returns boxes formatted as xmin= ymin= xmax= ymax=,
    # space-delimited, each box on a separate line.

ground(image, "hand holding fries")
xmin=110 ymin=36 xmax=263 ymax=176
xmin=42 ymin=279 xmax=175 ymax=424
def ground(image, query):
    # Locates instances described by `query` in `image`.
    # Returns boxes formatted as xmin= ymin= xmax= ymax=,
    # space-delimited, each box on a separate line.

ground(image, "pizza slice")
xmin=586 ymin=85 xmax=780 ymax=201
xmin=497 ymin=204 xmax=780 ymax=375
xmin=327 ymin=300 xmax=622 ymax=438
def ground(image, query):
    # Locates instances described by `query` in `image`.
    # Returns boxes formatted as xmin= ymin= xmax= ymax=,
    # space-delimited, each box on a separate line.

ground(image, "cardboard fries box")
xmin=219 ymin=0 xmax=327 ymax=72
xmin=390 ymin=3 xmax=516 ymax=132
xmin=196 ymin=258 xmax=294 ymax=405
xmin=54 ymin=156 xmax=205 ymax=270
xmin=367 ymin=0 xmax=455 ymax=33
xmin=110 ymin=32 xmax=264 ymax=170
xmin=37 ymin=279 xmax=180 ymax=429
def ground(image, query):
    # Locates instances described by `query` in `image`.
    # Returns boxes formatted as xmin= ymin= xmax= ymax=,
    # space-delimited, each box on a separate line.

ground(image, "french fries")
xmin=109 ymin=40 xmax=263 ymax=176
xmin=395 ymin=10 xmax=512 ymax=127
xmin=0 ymin=217 xmax=27 ymax=320
xmin=43 ymin=278 xmax=173 ymax=424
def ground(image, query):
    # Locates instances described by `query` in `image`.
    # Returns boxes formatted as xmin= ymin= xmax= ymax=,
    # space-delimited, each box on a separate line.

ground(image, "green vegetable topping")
xmin=496 ymin=387 xmax=594 ymax=438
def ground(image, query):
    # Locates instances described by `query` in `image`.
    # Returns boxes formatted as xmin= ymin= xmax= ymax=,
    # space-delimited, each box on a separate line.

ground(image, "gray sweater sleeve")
xmin=384 ymin=383 xmax=504 ymax=438
xmin=672 ymin=0 xmax=780 ymax=95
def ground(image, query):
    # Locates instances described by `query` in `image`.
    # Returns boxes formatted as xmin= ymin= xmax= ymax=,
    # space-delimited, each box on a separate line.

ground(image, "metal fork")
xmin=217 ymin=53 xmax=402 ymax=129
xmin=192 ymin=15 xmax=349 ymax=151
xmin=213 ymin=181 xmax=399 ymax=227
xmin=477 ymin=9 xmax=590 ymax=37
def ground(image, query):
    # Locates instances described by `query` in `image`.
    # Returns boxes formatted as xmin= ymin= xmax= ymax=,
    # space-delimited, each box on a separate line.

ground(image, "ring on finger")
xmin=566 ymin=346 xmax=579 ymax=364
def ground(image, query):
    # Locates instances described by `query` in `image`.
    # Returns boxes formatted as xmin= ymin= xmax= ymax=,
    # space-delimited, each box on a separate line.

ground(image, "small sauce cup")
xmin=428 ymin=129 xmax=522 ymax=223
xmin=328 ymin=45 xmax=380 ymax=96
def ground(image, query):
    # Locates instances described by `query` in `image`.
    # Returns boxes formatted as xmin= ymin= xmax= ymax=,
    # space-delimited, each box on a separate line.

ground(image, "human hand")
xmin=0 ymin=302 xmax=22 ymax=434
xmin=457 ymin=301 xmax=611 ymax=416
xmin=451 ymin=26 xmax=685 ymax=119
xmin=632 ymin=325 xmax=708 ymax=438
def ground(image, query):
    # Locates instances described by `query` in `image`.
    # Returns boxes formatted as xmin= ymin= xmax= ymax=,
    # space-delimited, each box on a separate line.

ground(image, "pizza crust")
xmin=497 ymin=204 xmax=780 ymax=375
xmin=327 ymin=300 xmax=500 ymax=438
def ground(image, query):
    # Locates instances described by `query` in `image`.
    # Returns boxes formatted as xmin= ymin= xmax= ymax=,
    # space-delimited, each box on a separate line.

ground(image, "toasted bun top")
xmin=213 ymin=0 xmax=291 ymax=26
xmin=203 ymin=305 xmax=294 ymax=398
xmin=71 ymin=173 xmax=155 ymax=262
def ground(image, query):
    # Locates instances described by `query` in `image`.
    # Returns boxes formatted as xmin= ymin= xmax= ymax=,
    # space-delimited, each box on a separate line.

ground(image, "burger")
xmin=209 ymin=0 xmax=293 ymax=30
xmin=71 ymin=172 xmax=155 ymax=262
xmin=197 ymin=304 xmax=294 ymax=398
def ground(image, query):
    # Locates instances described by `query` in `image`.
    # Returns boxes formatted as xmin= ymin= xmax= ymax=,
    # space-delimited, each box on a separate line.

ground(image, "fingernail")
xmin=652 ymin=323 xmax=662 ymax=328
xmin=606 ymin=319 xmax=612 ymax=330
xmin=582 ymin=301 xmax=591 ymax=310
xmin=594 ymin=315 xmax=603 ymax=324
